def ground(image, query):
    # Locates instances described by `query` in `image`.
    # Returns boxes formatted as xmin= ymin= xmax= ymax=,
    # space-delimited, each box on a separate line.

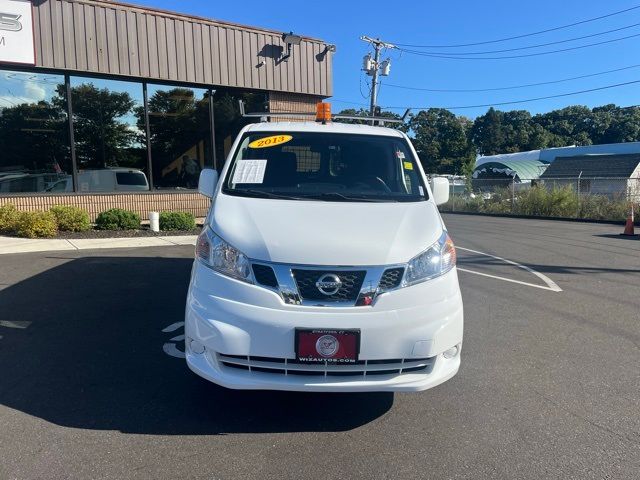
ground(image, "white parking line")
xmin=162 ymin=322 xmax=186 ymax=359
xmin=0 ymin=320 xmax=32 ymax=329
xmin=163 ymin=343 xmax=186 ymax=359
xmin=457 ymin=246 xmax=563 ymax=293
xmin=162 ymin=322 xmax=184 ymax=333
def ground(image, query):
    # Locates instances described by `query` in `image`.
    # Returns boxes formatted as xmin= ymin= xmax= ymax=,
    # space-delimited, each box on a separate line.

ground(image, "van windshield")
xmin=222 ymin=132 xmax=428 ymax=202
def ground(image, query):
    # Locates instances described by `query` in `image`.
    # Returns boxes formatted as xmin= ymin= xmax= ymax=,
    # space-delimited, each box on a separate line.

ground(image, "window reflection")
xmin=212 ymin=90 xmax=267 ymax=168
xmin=0 ymin=69 xmax=272 ymax=194
xmin=0 ymin=70 xmax=71 ymax=193
xmin=70 ymin=77 xmax=148 ymax=192
xmin=147 ymin=86 xmax=211 ymax=189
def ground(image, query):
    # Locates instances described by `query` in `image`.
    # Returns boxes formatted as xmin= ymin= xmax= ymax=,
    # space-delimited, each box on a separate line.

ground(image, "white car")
xmin=185 ymin=118 xmax=463 ymax=392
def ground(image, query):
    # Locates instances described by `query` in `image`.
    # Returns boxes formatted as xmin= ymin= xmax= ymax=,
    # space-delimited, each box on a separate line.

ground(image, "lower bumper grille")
xmin=217 ymin=353 xmax=435 ymax=378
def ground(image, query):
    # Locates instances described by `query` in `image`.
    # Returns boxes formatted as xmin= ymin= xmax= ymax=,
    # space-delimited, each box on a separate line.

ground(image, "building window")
xmin=69 ymin=76 xmax=148 ymax=192
xmin=0 ymin=70 xmax=71 ymax=193
xmin=147 ymin=85 xmax=212 ymax=189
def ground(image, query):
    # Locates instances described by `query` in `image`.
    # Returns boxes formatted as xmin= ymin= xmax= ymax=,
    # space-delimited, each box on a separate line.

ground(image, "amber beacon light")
xmin=316 ymin=102 xmax=332 ymax=123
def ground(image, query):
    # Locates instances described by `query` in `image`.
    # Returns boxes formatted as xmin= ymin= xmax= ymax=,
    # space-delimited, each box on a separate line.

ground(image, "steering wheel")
xmin=371 ymin=176 xmax=392 ymax=193
xmin=350 ymin=176 xmax=392 ymax=193
xmin=357 ymin=176 xmax=392 ymax=193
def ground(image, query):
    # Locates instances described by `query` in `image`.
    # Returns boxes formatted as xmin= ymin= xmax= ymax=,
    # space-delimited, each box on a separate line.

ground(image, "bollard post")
xmin=451 ymin=185 xmax=455 ymax=212
xmin=149 ymin=211 xmax=160 ymax=232
xmin=576 ymin=172 xmax=582 ymax=219
xmin=511 ymin=177 xmax=515 ymax=213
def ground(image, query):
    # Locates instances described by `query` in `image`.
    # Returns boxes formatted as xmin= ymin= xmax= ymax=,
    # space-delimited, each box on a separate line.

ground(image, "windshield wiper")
xmin=306 ymin=192 xmax=397 ymax=202
xmin=230 ymin=189 xmax=305 ymax=200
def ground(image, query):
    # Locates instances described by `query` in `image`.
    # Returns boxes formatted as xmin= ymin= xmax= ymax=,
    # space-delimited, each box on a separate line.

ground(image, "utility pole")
xmin=360 ymin=36 xmax=395 ymax=117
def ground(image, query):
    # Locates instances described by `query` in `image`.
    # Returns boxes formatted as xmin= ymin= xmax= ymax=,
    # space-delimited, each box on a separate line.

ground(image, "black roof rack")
xmin=238 ymin=100 xmax=409 ymax=126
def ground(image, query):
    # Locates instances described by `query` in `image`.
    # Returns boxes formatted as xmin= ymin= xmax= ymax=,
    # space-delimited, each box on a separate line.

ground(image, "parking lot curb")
xmin=0 ymin=235 xmax=198 ymax=255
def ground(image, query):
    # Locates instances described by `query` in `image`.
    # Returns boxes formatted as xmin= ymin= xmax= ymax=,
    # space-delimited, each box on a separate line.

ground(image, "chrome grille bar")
xmin=253 ymin=260 xmax=405 ymax=307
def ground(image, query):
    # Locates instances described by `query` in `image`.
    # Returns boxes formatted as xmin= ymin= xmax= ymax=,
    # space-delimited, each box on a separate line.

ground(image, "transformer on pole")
xmin=360 ymin=36 xmax=396 ymax=117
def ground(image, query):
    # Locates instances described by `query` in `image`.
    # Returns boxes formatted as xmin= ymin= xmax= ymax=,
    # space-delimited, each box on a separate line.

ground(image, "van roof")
xmin=244 ymin=121 xmax=405 ymax=138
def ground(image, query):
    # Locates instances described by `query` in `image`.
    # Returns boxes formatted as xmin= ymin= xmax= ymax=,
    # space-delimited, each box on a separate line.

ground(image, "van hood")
xmin=210 ymin=194 xmax=444 ymax=266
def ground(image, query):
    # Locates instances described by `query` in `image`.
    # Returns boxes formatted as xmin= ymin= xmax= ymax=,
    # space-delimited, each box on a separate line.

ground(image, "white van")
xmin=185 ymin=114 xmax=463 ymax=392
xmin=46 ymin=168 xmax=149 ymax=192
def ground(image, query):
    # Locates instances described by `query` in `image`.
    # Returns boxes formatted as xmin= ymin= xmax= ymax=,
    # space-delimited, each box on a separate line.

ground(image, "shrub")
xmin=443 ymin=183 xmax=634 ymax=222
xmin=0 ymin=204 xmax=19 ymax=234
xmin=578 ymin=194 xmax=629 ymax=221
xmin=95 ymin=208 xmax=141 ymax=230
xmin=515 ymin=185 xmax=578 ymax=217
xmin=159 ymin=211 xmax=196 ymax=231
xmin=50 ymin=205 xmax=91 ymax=232
xmin=14 ymin=211 xmax=58 ymax=238
xmin=479 ymin=188 xmax=513 ymax=214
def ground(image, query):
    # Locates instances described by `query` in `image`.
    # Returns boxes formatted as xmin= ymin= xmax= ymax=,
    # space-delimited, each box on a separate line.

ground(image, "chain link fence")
xmin=438 ymin=176 xmax=640 ymax=221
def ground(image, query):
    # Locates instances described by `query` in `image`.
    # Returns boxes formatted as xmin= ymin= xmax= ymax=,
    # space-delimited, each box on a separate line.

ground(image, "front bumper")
xmin=185 ymin=262 xmax=463 ymax=392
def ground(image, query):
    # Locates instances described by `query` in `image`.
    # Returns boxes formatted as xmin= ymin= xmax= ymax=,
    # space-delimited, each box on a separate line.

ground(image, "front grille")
xmin=218 ymin=353 xmax=435 ymax=377
xmin=378 ymin=267 xmax=405 ymax=291
xmin=252 ymin=263 xmax=278 ymax=288
xmin=292 ymin=269 xmax=366 ymax=302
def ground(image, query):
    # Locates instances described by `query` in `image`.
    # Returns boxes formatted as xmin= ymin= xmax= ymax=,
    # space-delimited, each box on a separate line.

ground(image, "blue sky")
xmin=127 ymin=1 xmax=639 ymax=118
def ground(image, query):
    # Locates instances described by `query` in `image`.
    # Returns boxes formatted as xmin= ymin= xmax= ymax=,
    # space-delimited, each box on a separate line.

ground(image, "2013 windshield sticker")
xmin=233 ymin=159 xmax=268 ymax=184
xmin=248 ymin=135 xmax=292 ymax=148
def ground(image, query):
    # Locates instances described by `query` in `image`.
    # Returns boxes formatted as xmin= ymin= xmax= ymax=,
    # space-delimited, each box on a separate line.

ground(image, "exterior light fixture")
xmin=282 ymin=32 xmax=302 ymax=46
xmin=280 ymin=31 xmax=302 ymax=62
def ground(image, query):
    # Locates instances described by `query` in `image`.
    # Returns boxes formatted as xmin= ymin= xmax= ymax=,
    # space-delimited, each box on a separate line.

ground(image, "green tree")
xmin=533 ymin=105 xmax=593 ymax=147
xmin=591 ymin=104 xmax=640 ymax=144
xmin=469 ymin=107 xmax=508 ymax=156
xmin=408 ymin=108 xmax=474 ymax=174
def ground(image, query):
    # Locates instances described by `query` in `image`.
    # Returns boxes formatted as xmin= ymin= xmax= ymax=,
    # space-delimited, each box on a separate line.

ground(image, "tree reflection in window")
xmin=145 ymin=86 xmax=211 ymax=189
xmin=211 ymin=90 xmax=267 ymax=169
xmin=0 ymin=71 xmax=70 ymax=193
xmin=69 ymin=77 xmax=147 ymax=192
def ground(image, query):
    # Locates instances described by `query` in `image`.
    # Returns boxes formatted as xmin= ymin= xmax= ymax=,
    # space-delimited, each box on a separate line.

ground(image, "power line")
xmin=333 ymin=99 xmax=369 ymax=107
xmin=383 ymin=63 xmax=640 ymax=92
xmin=398 ymin=31 xmax=640 ymax=60
xmin=401 ymin=22 xmax=640 ymax=56
xmin=381 ymin=78 xmax=640 ymax=110
xmin=393 ymin=4 xmax=640 ymax=48
xmin=333 ymin=98 xmax=640 ymax=112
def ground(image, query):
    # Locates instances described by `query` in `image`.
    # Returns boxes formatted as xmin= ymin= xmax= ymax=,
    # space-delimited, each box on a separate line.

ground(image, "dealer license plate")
xmin=295 ymin=328 xmax=360 ymax=364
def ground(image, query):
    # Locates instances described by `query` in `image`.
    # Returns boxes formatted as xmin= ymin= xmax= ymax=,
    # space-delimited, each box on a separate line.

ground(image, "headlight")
xmin=404 ymin=231 xmax=456 ymax=286
xmin=196 ymin=227 xmax=253 ymax=283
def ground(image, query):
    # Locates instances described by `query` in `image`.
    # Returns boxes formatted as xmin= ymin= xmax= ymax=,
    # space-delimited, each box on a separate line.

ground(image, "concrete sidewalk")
xmin=0 ymin=235 xmax=197 ymax=255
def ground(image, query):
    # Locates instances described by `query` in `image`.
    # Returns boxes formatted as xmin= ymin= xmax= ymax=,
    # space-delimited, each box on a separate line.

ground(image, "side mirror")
xmin=430 ymin=177 xmax=450 ymax=206
xmin=198 ymin=169 xmax=219 ymax=198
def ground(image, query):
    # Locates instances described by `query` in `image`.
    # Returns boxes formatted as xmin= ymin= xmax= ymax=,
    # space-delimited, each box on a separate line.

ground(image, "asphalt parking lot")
xmin=1 ymin=214 xmax=639 ymax=479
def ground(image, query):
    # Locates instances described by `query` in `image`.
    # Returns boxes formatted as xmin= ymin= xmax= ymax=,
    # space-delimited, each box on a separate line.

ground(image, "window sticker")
xmin=403 ymin=161 xmax=414 ymax=170
xmin=419 ymin=186 xmax=425 ymax=196
xmin=396 ymin=150 xmax=406 ymax=159
xmin=248 ymin=135 xmax=293 ymax=149
xmin=232 ymin=160 xmax=267 ymax=184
